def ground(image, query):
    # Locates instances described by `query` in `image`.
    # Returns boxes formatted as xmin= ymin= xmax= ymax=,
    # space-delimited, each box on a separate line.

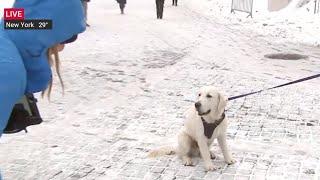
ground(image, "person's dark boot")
xmin=3 ymin=94 xmax=42 ymax=134
xmin=3 ymin=104 xmax=29 ymax=133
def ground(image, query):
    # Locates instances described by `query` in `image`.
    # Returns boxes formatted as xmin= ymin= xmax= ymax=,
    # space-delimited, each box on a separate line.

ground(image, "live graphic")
xmin=3 ymin=8 xmax=52 ymax=30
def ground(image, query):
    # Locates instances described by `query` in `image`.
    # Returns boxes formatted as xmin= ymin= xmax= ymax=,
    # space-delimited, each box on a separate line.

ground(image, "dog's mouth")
xmin=197 ymin=109 xmax=211 ymax=116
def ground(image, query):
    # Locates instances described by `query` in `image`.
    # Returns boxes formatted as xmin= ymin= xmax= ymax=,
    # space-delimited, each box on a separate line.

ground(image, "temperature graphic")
xmin=4 ymin=20 xmax=53 ymax=30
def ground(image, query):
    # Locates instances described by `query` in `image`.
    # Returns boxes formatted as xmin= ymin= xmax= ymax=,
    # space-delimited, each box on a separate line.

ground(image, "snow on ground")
xmin=0 ymin=0 xmax=320 ymax=179
xmin=0 ymin=0 xmax=14 ymax=18
xmin=185 ymin=0 xmax=320 ymax=46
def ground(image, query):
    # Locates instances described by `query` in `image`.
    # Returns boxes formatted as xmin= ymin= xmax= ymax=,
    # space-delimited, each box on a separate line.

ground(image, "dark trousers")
xmin=156 ymin=0 xmax=164 ymax=19
xmin=119 ymin=3 xmax=125 ymax=14
xmin=172 ymin=0 xmax=177 ymax=6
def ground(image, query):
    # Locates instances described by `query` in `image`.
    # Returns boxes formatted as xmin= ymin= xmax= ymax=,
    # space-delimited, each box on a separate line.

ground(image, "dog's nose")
xmin=195 ymin=102 xmax=201 ymax=109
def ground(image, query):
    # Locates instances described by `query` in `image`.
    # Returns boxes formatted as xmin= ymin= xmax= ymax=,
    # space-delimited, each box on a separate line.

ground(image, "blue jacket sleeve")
xmin=6 ymin=0 xmax=86 ymax=93
xmin=0 ymin=29 xmax=27 ymax=136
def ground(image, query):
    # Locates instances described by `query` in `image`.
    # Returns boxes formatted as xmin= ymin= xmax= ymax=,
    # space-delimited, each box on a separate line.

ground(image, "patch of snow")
xmin=0 ymin=0 xmax=14 ymax=18
xmin=185 ymin=0 xmax=320 ymax=46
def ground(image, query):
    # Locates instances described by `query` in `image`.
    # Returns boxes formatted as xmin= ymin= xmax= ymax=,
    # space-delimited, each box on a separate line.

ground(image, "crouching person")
xmin=0 ymin=0 xmax=86 ymax=138
xmin=0 ymin=30 xmax=27 ymax=136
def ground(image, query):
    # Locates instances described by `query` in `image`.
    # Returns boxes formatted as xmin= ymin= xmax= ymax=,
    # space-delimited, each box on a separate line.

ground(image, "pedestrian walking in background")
xmin=156 ymin=0 xmax=165 ymax=19
xmin=172 ymin=0 xmax=178 ymax=6
xmin=116 ymin=0 xmax=127 ymax=14
xmin=81 ymin=0 xmax=90 ymax=26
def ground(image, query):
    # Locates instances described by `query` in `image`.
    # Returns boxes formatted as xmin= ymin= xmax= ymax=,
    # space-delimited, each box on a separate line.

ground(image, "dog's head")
xmin=195 ymin=86 xmax=227 ymax=118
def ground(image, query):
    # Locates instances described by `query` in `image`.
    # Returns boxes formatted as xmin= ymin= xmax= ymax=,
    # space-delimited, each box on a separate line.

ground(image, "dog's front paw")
xmin=182 ymin=156 xmax=193 ymax=166
xmin=205 ymin=162 xmax=216 ymax=171
xmin=225 ymin=158 xmax=236 ymax=165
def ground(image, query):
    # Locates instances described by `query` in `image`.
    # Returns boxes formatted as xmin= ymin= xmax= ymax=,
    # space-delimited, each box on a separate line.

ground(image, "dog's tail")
xmin=148 ymin=146 xmax=176 ymax=158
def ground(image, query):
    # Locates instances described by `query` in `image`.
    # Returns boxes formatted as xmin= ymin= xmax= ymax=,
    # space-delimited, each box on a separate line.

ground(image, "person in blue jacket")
xmin=0 ymin=0 xmax=86 ymax=137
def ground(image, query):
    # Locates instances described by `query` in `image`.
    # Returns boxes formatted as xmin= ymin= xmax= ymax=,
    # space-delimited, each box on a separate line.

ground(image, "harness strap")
xmin=201 ymin=113 xmax=225 ymax=139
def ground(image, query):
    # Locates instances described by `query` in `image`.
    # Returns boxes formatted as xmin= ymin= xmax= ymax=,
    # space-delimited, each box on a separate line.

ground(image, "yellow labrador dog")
xmin=149 ymin=86 xmax=235 ymax=171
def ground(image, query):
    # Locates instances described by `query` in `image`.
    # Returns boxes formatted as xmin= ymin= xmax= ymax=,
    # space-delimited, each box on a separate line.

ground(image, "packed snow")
xmin=0 ymin=0 xmax=13 ymax=17
xmin=2 ymin=0 xmax=319 ymax=45
xmin=185 ymin=0 xmax=320 ymax=46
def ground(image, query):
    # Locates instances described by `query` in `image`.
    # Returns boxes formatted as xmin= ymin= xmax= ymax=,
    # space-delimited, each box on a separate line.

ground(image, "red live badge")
xmin=4 ymin=8 xmax=25 ymax=20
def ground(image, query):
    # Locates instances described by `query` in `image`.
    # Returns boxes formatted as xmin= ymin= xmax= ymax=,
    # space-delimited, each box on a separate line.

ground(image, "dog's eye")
xmin=206 ymin=94 xmax=212 ymax=98
xmin=198 ymin=93 xmax=201 ymax=97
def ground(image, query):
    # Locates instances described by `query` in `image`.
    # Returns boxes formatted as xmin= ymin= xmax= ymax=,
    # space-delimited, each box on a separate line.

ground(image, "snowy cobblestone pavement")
xmin=1 ymin=0 xmax=320 ymax=179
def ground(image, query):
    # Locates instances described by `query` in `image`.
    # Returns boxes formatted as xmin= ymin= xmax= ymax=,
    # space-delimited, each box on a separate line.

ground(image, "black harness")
xmin=201 ymin=113 xmax=225 ymax=139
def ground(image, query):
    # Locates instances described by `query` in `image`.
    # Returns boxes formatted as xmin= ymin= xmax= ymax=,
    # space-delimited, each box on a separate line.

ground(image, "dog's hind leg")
xmin=177 ymin=132 xmax=193 ymax=166
xmin=190 ymin=142 xmax=216 ymax=159
xmin=190 ymin=142 xmax=201 ymax=158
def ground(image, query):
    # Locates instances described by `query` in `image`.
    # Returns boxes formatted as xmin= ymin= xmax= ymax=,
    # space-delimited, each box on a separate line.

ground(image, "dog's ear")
xmin=216 ymin=92 xmax=227 ymax=116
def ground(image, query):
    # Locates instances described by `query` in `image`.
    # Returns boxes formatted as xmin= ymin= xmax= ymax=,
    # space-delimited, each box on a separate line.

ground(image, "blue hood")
xmin=5 ymin=0 xmax=86 ymax=93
